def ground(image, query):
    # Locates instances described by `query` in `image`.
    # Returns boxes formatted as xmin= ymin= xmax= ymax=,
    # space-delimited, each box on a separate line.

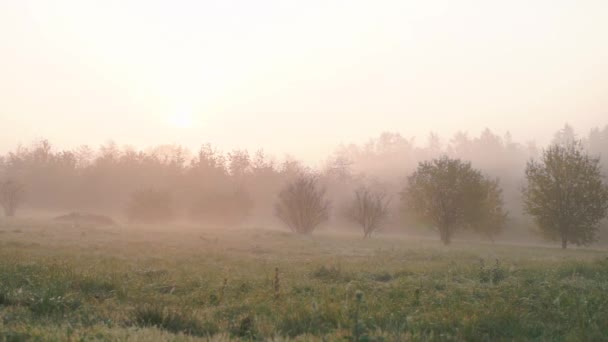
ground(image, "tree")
xmin=402 ymin=157 xmax=506 ymax=245
xmin=523 ymin=141 xmax=608 ymax=248
xmin=275 ymin=174 xmax=330 ymax=234
xmin=228 ymin=149 xmax=251 ymax=180
xmin=472 ymin=178 xmax=508 ymax=242
xmin=552 ymin=123 xmax=576 ymax=147
xmin=0 ymin=180 xmax=25 ymax=217
xmin=126 ymin=188 xmax=174 ymax=223
xmin=345 ymin=186 xmax=391 ymax=238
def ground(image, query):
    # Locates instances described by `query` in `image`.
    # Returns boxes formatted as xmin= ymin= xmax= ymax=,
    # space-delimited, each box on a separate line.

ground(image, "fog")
xmin=1 ymin=124 xmax=607 ymax=244
xmin=1 ymin=1 xmax=608 ymax=241
xmin=4 ymin=3 xmax=608 ymax=339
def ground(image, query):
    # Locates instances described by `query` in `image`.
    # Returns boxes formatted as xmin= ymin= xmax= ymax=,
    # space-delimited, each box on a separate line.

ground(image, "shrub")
xmin=345 ymin=186 xmax=391 ymax=238
xmin=275 ymin=174 xmax=330 ymax=234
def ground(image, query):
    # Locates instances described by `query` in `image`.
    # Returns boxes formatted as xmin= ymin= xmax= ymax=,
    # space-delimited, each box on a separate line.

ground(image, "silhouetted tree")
xmin=346 ymin=186 xmax=391 ymax=238
xmin=552 ymin=123 xmax=577 ymax=147
xmin=0 ymin=180 xmax=25 ymax=217
xmin=523 ymin=141 xmax=608 ymax=248
xmin=126 ymin=188 xmax=174 ymax=223
xmin=275 ymin=174 xmax=330 ymax=234
xmin=325 ymin=155 xmax=354 ymax=181
xmin=402 ymin=157 xmax=505 ymax=245
xmin=228 ymin=149 xmax=251 ymax=180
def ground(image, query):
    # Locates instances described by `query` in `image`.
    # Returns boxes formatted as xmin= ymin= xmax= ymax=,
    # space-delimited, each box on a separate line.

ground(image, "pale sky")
xmin=1 ymin=0 xmax=607 ymax=164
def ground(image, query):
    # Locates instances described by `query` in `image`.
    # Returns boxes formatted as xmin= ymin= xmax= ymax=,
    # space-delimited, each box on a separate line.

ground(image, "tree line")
xmin=1 ymin=124 xmax=608 ymax=248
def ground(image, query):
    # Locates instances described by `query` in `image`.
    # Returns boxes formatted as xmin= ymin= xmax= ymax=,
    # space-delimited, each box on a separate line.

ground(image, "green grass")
xmin=0 ymin=219 xmax=607 ymax=341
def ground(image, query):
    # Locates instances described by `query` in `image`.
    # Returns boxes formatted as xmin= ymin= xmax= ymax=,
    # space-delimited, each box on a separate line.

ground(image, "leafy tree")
xmin=0 ymin=179 xmax=25 ymax=217
xmin=345 ymin=186 xmax=391 ymax=238
xmin=402 ymin=157 xmax=506 ymax=245
xmin=275 ymin=174 xmax=330 ymax=234
xmin=472 ymin=178 xmax=508 ymax=242
xmin=523 ymin=142 xmax=608 ymax=248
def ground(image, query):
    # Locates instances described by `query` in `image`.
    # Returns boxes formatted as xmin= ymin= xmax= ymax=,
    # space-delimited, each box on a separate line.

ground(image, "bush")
xmin=345 ymin=186 xmax=391 ymax=238
xmin=275 ymin=174 xmax=330 ymax=234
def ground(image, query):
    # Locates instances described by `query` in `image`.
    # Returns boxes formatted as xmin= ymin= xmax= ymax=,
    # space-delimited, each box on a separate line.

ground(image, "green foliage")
xmin=311 ymin=265 xmax=351 ymax=282
xmin=71 ymin=277 xmax=116 ymax=299
xmin=402 ymin=156 xmax=507 ymax=244
xmin=133 ymin=305 xmax=218 ymax=337
xmin=369 ymin=272 xmax=393 ymax=283
xmin=277 ymin=301 xmax=342 ymax=337
xmin=472 ymin=178 xmax=508 ymax=241
xmin=28 ymin=293 xmax=81 ymax=317
xmin=523 ymin=141 xmax=608 ymax=248
xmin=229 ymin=314 xmax=257 ymax=339
xmin=1 ymin=221 xmax=608 ymax=340
xmin=478 ymin=259 xmax=507 ymax=284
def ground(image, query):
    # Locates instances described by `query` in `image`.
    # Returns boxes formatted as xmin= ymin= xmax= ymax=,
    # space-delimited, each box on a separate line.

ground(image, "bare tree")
xmin=346 ymin=186 xmax=391 ymax=238
xmin=275 ymin=174 xmax=330 ymax=234
xmin=0 ymin=180 xmax=25 ymax=217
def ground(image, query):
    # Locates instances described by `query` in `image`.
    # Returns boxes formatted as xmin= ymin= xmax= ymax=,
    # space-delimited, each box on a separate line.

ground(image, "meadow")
xmin=0 ymin=218 xmax=607 ymax=341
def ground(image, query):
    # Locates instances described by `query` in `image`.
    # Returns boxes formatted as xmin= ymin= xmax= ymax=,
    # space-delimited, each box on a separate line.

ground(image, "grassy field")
xmin=0 ymin=219 xmax=607 ymax=341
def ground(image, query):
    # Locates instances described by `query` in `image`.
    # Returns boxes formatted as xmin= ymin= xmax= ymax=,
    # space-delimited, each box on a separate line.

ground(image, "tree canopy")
xmin=275 ymin=174 xmax=330 ymax=235
xmin=523 ymin=142 xmax=608 ymax=248
xmin=402 ymin=157 xmax=506 ymax=244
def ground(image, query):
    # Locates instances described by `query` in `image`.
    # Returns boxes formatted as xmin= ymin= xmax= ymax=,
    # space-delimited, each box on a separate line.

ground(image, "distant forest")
xmin=1 ymin=124 xmax=608 ymax=243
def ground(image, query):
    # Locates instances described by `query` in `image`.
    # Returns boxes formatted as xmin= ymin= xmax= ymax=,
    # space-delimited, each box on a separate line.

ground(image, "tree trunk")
xmin=3 ymin=206 xmax=15 ymax=217
xmin=561 ymin=237 xmax=568 ymax=249
xmin=439 ymin=225 xmax=451 ymax=245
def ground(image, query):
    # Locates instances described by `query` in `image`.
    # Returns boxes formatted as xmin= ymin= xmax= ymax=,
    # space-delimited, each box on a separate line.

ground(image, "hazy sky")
xmin=1 ymin=0 xmax=607 ymax=163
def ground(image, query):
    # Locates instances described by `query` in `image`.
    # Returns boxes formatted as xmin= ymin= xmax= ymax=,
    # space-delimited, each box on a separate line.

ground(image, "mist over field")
xmin=1 ymin=124 xmax=608 ymax=244
xmin=2 ymin=1 xmax=608 ymax=341
xmin=0 ymin=124 xmax=608 ymax=244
